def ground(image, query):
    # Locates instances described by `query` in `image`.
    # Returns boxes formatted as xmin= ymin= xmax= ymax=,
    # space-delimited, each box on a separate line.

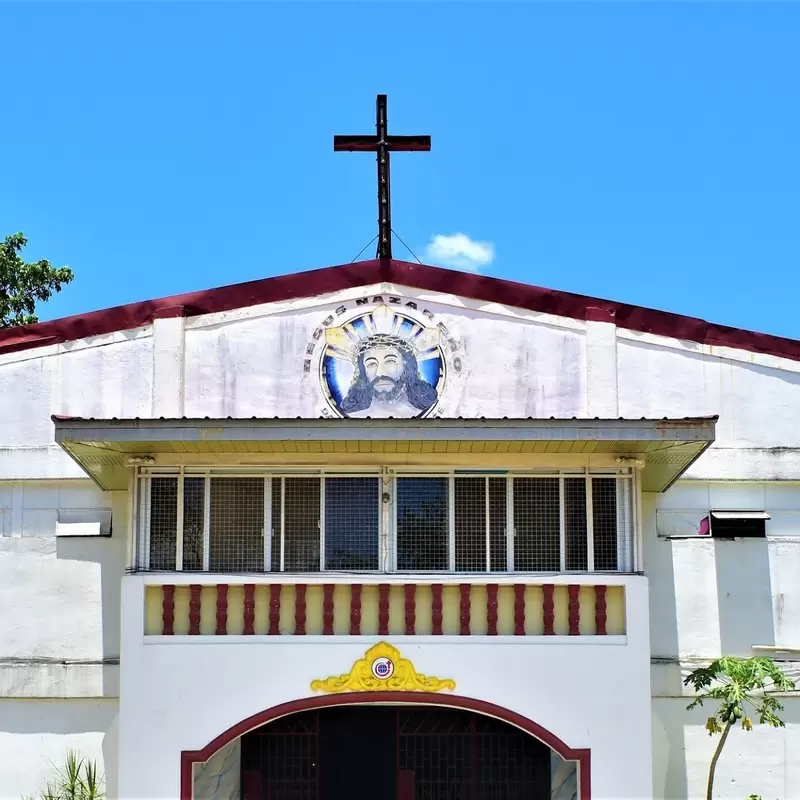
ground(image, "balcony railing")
xmin=143 ymin=577 xmax=626 ymax=637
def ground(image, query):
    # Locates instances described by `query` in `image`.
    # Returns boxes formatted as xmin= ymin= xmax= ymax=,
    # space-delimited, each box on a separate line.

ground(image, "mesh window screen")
xmin=565 ymin=479 xmax=588 ymax=571
xmin=209 ymin=478 xmax=264 ymax=572
xmin=149 ymin=478 xmax=177 ymax=570
xmin=488 ymin=478 xmax=508 ymax=572
xmin=454 ymin=478 xmax=486 ymax=571
xmin=283 ymin=478 xmax=321 ymax=572
xmin=616 ymin=478 xmax=633 ymax=571
xmin=271 ymin=478 xmax=281 ymax=572
xmin=324 ymin=477 xmax=379 ymax=570
xmin=592 ymin=477 xmax=618 ymax=571
xmin=182 ymin=477 xmax=205 ymax=571
xmin=396 ymin=477 xmax=449 ymax=570
xmin=513 ymin=478 xmax=559 ymax=571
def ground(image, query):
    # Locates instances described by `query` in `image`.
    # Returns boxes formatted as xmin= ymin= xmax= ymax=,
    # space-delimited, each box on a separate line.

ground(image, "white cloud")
xmin=423 ymin=233 xmax=495 ymax=272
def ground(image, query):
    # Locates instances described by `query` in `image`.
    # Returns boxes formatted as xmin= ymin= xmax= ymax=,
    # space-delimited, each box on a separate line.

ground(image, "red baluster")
xmin=295 ymin=584 xmax=307 ymax=635
xmin=514 ymin=584 xmax=525 ymax=635
xmin=487 ymin=584 xmax=498 ymax=636
xmin=215 ymin=584 xmax=228 ymax=635
xmin=162 ymin=584 xmax=175 ymax=635
xmin=323 ymin=584 xmax=334 ymax=635
xmin=243 ymin=584 xmax=255 ymax=635
xmin=378 ymin=584 xmax=390 ymax=635
xmin=568 ymin=585 xmax=580 ymax=635
xmin=189 ymin=584 xmax=201 ymax=635
xmin=595 ymin=585 xmax=607 ymax=635
xmin=350 ymin=584 xmax=362 ymax=635
xmin=404 ymin=584 xmax=416 ymax=635
xmin=269 ymin=584 xmax=281 ymax=635
xmin=432 ymin=584 xmax=443 ymax=635
xmin=543 ymin=584 xmax=555 ymax=635
xmin=459 ymin=584 xmax=471 ymax=636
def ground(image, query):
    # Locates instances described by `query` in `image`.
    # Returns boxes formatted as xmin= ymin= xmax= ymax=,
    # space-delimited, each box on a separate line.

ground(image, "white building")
xmin=0 ymin=258 xmax=798 ymax=799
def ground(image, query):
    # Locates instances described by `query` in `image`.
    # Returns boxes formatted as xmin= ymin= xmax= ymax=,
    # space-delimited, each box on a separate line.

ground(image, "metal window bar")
xmin=202 ymin=476 xmax=211 ymax=571
xmin=175 ymin=470 xmax=184 ymax=571
xmin=263 ymin=477 xmax=272 ymax=573
xmin=137 ymin=474 xmax=151 ymax=570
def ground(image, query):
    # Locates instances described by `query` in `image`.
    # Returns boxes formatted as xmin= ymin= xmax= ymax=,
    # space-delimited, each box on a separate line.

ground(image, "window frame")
xmin=134 ymin=466 xmax=636 ymax=574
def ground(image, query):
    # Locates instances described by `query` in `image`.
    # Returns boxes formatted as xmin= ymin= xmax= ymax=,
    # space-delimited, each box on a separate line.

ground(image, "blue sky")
xmin=2 ymin=3 xmax=799 ymax=338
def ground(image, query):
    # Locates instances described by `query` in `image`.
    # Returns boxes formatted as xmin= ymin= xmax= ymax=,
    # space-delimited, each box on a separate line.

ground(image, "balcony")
xmin=142 ymin=575 xmax=627 ymax=638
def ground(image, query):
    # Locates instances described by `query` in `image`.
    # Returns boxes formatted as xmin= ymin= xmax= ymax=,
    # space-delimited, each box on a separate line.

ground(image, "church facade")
xmin=1 ymin=259 xmax=798 ymax=799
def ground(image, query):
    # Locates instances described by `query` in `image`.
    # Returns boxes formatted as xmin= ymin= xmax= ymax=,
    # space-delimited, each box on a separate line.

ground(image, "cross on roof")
xmin=334 ymin=94 xmax=431 ymax=260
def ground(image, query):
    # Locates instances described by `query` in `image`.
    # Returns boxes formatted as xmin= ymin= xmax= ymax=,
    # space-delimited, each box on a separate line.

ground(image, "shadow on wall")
xmin=54 ymin=491 xmax=127 ymax=696
xmin=0 ymin=699 xmax=118 ymax=799
xmin=714 ymin=538 xmax=775 ymax=656
xmin=658 ymin=694 xmax=800 ymax=800
xmin=643 ymin=492 xmax=689 ymax=800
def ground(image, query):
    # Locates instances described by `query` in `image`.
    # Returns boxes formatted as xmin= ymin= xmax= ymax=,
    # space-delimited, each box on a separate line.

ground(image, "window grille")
xmin=396 ymin=477 xmax=449 ymax=571
xmin=148 ymin=477 xmax=177 ymax=570
xmin=182 ymin=477 xmax=205 ymax=571
xmin=136 ymin=468 xmax=636 ymax=574
xmin=513 ymin=478 xmax=560 ymax=571
xmin=324 ymin=477 xmax=380 ymax=571
xmin=209 ymin=478 xmax=264 ymax=572
xmin=282 ymin=478 xmax=320 ymax=572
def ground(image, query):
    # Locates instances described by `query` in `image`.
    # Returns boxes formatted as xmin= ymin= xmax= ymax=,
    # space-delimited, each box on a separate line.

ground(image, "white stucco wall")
xmin=0 ymin=481 xmax=125 ymax=797
xmin=2 ymin=279 xmax=800 ymax=797
xmin=119 ymin=576 xmax=652 ymax=800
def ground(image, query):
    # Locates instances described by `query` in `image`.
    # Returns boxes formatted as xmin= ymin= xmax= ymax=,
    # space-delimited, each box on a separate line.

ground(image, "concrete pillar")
xmin=585 ymin=307 xmax=619 ymax=418
xmin=151 ymin=307 xmax=186 ymax=418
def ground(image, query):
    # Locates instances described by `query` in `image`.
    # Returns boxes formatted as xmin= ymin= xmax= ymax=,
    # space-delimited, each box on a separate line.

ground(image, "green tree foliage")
xmin=684 ymin=656 xmax=795 ymax=800
xmin=1 ymin=233 xmax=73 ymax=328
xmin=23 ymin=751 xmax=104 ymax=800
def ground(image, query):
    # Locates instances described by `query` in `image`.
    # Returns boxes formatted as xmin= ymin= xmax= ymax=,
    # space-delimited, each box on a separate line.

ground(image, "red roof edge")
xmin=2 ymin=257 xmax=799 ymax=363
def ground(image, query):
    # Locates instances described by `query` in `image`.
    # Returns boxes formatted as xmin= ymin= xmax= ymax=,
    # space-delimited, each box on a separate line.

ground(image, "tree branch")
xmin=707 ymin=719 xmax=733 ymax=800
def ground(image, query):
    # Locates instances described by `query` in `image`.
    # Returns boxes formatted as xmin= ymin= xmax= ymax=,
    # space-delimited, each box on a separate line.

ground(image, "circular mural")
xmin=320 ymin=304 xmax=446 ymax=419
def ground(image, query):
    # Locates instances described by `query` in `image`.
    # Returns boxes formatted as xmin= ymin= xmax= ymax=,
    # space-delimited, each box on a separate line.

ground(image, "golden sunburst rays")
xmin=323 ymin=306 xmax=441 ymax=364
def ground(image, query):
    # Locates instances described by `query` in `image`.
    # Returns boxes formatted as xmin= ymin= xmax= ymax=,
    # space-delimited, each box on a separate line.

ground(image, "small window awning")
xmin=52 ymin=415 xmax=716 ymax=493
xmin=711 ymin=510 xmax=771 ymax=520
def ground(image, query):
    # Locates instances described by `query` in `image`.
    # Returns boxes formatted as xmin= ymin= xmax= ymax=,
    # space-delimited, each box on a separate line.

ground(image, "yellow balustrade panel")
xmin=332 ymin=585 xmax=351 ymax=635
xmin=144 ymin=586 xmax=162 ymax=635
xmin=304 ymin=586 xmax=324 ymax=635
xmin=173 ymin=586 xmax=191 ymax=635
xmin=142 ymin=581 xmax=627 ymax=637
xmin=360 ymin=585 xmax=380 ymax=635
xmin=606 ymin=585 xmax=626 ymax=635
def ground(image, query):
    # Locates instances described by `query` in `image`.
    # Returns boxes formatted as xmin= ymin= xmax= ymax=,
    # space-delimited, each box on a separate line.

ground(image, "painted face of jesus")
xmin=363 ymin=345 xmax=405 ymax=396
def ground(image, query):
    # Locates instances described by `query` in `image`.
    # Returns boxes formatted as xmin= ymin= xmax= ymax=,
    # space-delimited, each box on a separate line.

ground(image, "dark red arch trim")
xmin=179 ymin=691 xmax=591 ymax=799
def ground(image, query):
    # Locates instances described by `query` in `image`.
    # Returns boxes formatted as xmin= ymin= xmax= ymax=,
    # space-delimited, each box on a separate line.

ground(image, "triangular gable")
xmin=2 ymin=258 xmax=800 ymax=362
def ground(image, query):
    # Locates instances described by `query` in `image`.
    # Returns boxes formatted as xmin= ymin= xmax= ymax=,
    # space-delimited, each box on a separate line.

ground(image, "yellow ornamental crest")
xmin=310 ymin=642 xmax=456 ymax=694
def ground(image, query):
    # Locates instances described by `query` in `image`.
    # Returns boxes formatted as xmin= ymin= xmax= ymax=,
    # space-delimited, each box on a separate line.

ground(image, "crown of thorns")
xmin=355 ymin=334 xmax=415 ymax=357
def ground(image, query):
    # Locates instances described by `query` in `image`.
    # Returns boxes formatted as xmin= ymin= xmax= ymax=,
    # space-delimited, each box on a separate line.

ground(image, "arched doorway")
xmin=181 ymin=693 xmax=590 ymax=799
xmin=242 ymin=705 xmax=551 ymax=799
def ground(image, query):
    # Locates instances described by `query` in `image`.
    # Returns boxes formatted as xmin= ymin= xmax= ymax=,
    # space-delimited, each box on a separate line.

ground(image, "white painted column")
xmin=585 ymin=307 xmax=619 ymax=418
xmin=151 ymin=307 xmax=186 ymax=418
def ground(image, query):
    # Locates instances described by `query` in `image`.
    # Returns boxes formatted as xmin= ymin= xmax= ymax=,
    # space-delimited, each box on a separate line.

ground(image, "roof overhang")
xmin=53 ymin=416 xmax=716 ymax=493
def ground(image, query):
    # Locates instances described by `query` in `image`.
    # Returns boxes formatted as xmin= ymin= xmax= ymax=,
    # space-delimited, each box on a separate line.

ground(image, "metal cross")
xmin=334 ymin=94 xmax=431 ymax=260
